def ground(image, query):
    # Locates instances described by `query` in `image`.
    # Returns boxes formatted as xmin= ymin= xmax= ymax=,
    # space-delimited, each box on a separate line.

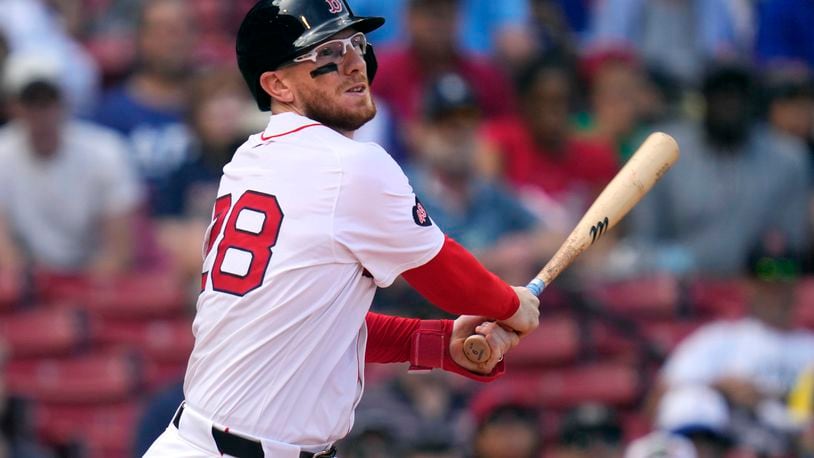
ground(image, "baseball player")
xmin=144 ymin=1 xmax=539 ymax=457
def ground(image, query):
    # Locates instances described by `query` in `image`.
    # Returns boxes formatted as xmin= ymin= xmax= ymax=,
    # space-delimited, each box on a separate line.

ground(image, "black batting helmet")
xmin=237 ymin=0 xmax=385 ymax=111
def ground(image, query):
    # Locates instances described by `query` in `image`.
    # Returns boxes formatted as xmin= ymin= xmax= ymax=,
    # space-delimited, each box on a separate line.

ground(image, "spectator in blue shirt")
xmin=92 ymin=0 xmax=196 ymax=214
xmin=352 ymin=0 xmax=535 ymax=64
xmin=405 ymin=73 xmax=557 ymax=284
xmin=588 ymin=0 xmax=755 ymax=84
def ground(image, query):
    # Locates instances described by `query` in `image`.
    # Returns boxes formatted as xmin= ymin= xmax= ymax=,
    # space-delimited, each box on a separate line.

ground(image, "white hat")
xmin=2 ymin=53 xmax=61 ymax=96
xmin=657 ymin=385 xmax=730 ymax=438
xmin=625 ymin=432 xmax=697 ymax=458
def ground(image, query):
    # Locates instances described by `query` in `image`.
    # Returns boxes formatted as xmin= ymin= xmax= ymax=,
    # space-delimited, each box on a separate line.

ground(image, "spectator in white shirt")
xmin=0 ymin=55 xmax=141 ymax=276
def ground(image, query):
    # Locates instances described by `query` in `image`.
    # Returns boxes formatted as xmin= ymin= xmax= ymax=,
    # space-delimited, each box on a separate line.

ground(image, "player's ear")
xmin=259 ymin=71 xmax=295 ymax=105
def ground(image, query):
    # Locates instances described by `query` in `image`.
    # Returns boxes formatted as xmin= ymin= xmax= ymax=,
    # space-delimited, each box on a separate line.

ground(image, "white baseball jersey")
xmin=183 ymin=112 xmax=444 ymax=447
xmin=662 ymin=317 xmax=814 ymax=396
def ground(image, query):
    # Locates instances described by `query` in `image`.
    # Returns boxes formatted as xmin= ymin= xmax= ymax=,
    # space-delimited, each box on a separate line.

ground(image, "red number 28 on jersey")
xmin=202 ymin=191 xmax=284 ymax=296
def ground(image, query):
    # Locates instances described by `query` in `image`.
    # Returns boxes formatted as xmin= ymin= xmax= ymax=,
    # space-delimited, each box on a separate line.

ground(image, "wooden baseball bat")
xmin=463 ymin=132 xmax=680 ymax=364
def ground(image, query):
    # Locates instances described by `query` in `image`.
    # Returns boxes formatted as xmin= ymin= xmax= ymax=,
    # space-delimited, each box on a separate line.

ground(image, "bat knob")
xmin=463 ymin=334 xmax=491 ymax=363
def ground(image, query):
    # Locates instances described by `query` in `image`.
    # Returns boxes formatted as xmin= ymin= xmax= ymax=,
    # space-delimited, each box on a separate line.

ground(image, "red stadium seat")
xmin=144 ymin=359 xmax=187 ymax=391
xmin=589 ymin=275 xmax=679 ymax=318
xmin=688 ymin=279 xmax=747 ymax=318
xmin=5 ymin=352 xmax=141 ymax=403
xmin=639 ymin=320 xmax=703 ymax=353
xmin=470 ymin=363 xmax=641 ymax=417
xmin=591 ymin=322 xmax=636 ymax=357
xmin=92 ymin=317 xmax=194 ymax=363
xmin=795 ymin=277 xmax=814 ymax=330
xmin=535 ymin=363 xmax=641 ymax=409
xmin=0 ymin=308 xmax=87 ymax=358
xmin=34 ymin=401 xmax=141 ymax=458
xmin=0 ymin=270 xmax=23 ymax=311
xmin=507 ymin=316 xmax=580 ymax=368
xmin=38 ymin=271 xmax=188 ymax=318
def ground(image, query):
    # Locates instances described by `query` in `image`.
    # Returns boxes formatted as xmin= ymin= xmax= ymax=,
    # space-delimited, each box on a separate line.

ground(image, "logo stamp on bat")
xmin=589 ymin=217 xmax=609 ymax=244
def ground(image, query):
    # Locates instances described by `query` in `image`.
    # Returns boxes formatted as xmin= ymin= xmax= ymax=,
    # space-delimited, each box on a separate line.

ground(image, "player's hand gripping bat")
xmin=463 ymin=132 xmax=680 ymax=364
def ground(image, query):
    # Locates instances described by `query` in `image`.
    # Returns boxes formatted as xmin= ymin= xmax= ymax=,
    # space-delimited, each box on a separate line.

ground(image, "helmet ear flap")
xmin=364 ymin=44 xmax=378 ymax=85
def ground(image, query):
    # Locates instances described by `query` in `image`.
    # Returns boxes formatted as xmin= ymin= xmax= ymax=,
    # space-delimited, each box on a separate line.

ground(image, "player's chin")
xmin=341 ymin=94 xmax=376 ymax=116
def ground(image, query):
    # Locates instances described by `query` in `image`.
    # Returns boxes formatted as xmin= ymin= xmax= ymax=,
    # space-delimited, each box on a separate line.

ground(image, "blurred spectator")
xmin=789 ymin=366 xmax=814 ymax=458
xmin=755 ymin=0 xmax=814 ymax=70
xmin=152 ymin=68 xmax=257 ymax=278
xmin=92 ymin=0 xmax=196 ymax=213
xmin=545 ymin=0 xmax=590 ymax=40
xmin=625 ymin=432 xmax=698 ymax=458
xmin=555 ymin=403 xmax=624 ymax=458
xmin=405 ymin=73 xmax=553 ymax=284
xmin=621 ymin=64 xmax=809 ymax=277
xmin=762 ymin=66 xmax=814 ymax=146
xmin=588 ymin=0 xmax=754 ymax=85
xmin=472 ymin=404 xmax=542 ymax=458
xmin=575 ymin=48 xmax=649 ymax=161
xmin=0 ymin=31 xmax=8 ymax=127
xmin=153 ymin=68 xmax=254 ymax=220
xmin=0 ymin=54 xmax=141 ymax=276
xmin=352 ymin=0 xmax=535 ymax=63
xmin=339 ymin=415 xmax=402 ymax=458
xmin=653 ymin=235 xmax=814 ymax=455
xmin=404 ymin=431 xmax=464 ymax=458
xmin=373 ymin=0 xmax=518 ymax=130
xmin=656 ymin=386 xmax=732 ymax=458
xmin=481 ymin=55 xmax=618 ymax=228
xmin=528 ymin=0 xmax=580 ymax=61
xmin=0 ymin=0 xmax=99 ymax=115
xmin=352 ymin=371 xmax=470 ymax=451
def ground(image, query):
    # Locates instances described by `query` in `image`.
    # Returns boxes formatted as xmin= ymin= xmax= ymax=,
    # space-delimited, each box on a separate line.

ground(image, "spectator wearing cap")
xmin=481 ymin=55 xmax=618 ymax=230
xmin=0 ymin=0 xmax=100 ymax=115
xmin=655 ymin=386 xmax=732 ymax=458
xmin=0 ymin=54 xmax=141 ymax=277
xmin=651 ymin=233 xmax=814 ymax=455
xmin=472 ymin=404 xmax=542 ymax=458
xmin=574 ymin=47 xmax=650 ymax=162
xmin=621 ymin=63 xmax=810 ymax=277
xmin=372 ymin=0 xmax=518 ymax=129
xmin=92 ymin=0 xmax=196 ymax=215
xmin=556 ymin=403 xmax=624 ymax=458
xmin=404 ymin=73 xmax=557 ymax=285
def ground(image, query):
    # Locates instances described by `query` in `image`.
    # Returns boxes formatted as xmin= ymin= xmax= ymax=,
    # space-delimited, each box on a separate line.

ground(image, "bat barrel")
xmin=462 ymin=132 xmax=680 ymax=365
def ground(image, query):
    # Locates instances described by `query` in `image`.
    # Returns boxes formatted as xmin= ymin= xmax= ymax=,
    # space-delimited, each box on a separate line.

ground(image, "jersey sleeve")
xmin=334 ymin=143 xmax=444 ymax=287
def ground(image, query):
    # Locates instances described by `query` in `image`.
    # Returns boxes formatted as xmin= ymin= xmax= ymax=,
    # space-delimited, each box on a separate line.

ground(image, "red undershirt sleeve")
xmin=401 ymin=235 xmax=519 ymax=320
xmin=364 ymin=312 xmax=505 ymax=382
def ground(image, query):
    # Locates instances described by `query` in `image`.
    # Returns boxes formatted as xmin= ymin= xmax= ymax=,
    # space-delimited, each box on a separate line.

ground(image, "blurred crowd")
xmin=1 ymin=0 xmax=814 ymax=457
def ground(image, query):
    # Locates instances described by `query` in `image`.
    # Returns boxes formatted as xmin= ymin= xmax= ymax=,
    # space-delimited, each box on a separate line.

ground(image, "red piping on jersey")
xmin=259 ymin=123 xmax=322 ymax=141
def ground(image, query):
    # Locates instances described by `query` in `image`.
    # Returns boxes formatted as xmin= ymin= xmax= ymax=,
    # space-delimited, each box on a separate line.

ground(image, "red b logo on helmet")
xmin=326 ymin=0 xmax=343 ymax=13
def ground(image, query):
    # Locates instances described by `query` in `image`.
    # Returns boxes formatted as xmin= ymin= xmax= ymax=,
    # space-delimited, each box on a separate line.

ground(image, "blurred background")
xmin=0 ymin=0 xmax=813 ymax=457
